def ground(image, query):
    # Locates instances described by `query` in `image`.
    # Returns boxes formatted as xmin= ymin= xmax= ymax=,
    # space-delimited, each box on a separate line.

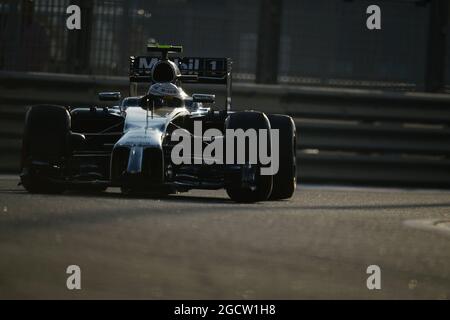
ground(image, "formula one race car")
xmin=20 ymin=45 xmax=296 ymax=202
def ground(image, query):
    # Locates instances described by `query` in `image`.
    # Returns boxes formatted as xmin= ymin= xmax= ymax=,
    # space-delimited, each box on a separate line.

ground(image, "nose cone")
xmin=116 ymin=145 xmax=164 ymax=188
xmin=126 ymin=146 xmax=144 ymax=174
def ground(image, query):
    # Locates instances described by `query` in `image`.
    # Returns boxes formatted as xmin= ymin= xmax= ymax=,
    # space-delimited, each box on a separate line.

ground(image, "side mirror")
xmin=98 ymin=92 xmax=121 ymax=101
xmin=192 ymin=94 xmax=215 ymax=104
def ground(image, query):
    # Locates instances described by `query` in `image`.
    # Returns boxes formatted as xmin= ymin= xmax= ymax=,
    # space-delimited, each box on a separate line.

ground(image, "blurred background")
xmin=0 ymin=0 xmax=448 ymax=91
xmin=1 ymin=0 xmax=450 ymax=187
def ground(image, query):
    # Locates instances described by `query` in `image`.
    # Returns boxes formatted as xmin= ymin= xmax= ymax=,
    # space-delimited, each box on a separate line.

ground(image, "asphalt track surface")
xmin=1 ymin=175 xmax=450 ymax=299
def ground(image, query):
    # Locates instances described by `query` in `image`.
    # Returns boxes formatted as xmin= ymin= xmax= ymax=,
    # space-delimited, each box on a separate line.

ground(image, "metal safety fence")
xmin=0 ymin=0 xmax=447 ymax=90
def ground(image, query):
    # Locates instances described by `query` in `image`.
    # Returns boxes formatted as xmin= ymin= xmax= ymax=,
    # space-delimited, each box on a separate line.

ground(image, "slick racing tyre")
xmin=70 ymin=185 xmax=108 ymax=193
xmin=268 ymin=114 xmax=297 ymax=200
xmin=225 ymin=111 xmax=273 ymax=203
xmin=120 ymin=186 xmax=173 ymax=197
xmin=21 ymin=105 xmax=71 ymax=194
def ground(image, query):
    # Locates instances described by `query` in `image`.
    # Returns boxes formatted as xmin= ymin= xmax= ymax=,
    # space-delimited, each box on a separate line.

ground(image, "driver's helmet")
xmin=147 ymin=82 xmax=186 ymax=108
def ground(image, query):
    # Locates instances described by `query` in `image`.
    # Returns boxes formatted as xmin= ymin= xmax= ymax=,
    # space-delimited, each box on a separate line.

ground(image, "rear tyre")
xmin=21 ymin=105 xmax=71 ymax=194
xmin=69 ymin=185 xmax=108 ymax=194
xmin=120 ymin=186 xmax=172 ymax=197
xmin=268 ymin=114 xmax=297 ymax=200
xmin=225 ymin=111 xmax=273 ymax=203
xmin=120 ymin=186 xmax=141 ymax=196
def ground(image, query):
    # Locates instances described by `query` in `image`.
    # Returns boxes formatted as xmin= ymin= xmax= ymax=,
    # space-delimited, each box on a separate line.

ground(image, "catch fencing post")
xmin=255 ymin=0 xmax=283 ymax=84
xmin=66 ymin=0 xmax=93 ymax=74
xmin=424 ymin=0 xmax=449 ymax=92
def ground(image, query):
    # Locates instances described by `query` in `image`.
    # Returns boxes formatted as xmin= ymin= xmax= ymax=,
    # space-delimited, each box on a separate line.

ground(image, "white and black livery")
xmin=20 ymin=45 xmax=296 ymax=202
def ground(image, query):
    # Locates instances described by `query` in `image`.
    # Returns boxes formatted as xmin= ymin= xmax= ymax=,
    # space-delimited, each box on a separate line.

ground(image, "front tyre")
xmin=21 ymin=172 xmax=66 ymax=194
xmin=225 ymin=111 xmax=273 ymax=203
xmin=21 ymin=105 xmax=71 ymax=194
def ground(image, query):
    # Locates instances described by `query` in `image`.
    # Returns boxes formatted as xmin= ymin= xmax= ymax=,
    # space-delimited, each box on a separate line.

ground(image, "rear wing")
xmin=129 ymin=56 xmax=233 ymax=111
